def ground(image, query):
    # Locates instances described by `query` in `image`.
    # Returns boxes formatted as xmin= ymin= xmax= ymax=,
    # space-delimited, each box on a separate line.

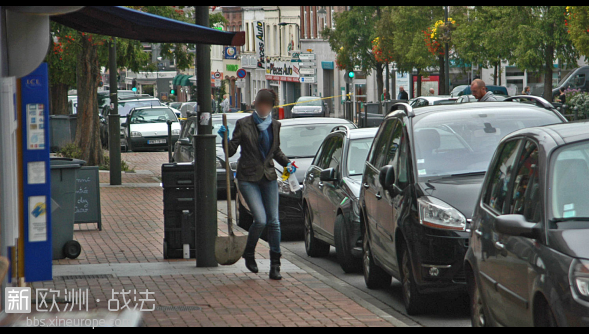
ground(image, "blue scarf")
xmin=253 ymin=111 xmax=273 ymax=160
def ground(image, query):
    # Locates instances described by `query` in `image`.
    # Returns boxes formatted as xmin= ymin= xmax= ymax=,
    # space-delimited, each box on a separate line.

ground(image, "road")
xmin=217 ymin=199 xmax=471 ymax=327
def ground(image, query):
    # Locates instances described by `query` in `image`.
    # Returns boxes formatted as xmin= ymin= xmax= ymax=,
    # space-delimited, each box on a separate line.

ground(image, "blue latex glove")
xmin=217 ymin=125 xmax=229 ymax=140
xmin=286 ymin=161 xmax=297 ymax=174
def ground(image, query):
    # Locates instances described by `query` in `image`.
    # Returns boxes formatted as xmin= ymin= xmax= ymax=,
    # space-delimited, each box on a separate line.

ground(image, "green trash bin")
xmin=50 ymin=157 xmax=85 ymax=260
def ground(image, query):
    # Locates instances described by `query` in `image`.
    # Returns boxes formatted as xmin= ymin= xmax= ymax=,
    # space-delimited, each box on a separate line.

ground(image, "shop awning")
xmin=173 ymin=74 xmax=193 ymax=86
xmin=51 ymin=6 xmax=244 ymax=46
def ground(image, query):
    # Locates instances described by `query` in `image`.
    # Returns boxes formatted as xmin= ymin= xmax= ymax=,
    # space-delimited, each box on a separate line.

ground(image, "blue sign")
xmin=224 ymin=46 xmax=237 ymax=59
xmin=21 ymin=63 xmax=52 ymax=282
xmin=236 ymin=68 xmax=247 ymax=79
xmin=321 ymin=61 xmax=334 ymax=70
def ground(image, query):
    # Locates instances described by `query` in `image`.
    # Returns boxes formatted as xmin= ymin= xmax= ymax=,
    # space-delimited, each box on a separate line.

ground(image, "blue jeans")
xmin=239 ymin=178 xmax=281 ymax=254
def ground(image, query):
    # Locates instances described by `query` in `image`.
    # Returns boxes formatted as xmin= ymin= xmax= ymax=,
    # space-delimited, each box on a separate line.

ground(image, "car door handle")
xmin=363 ymin=183 xmax=370 ymax=189
xmin=375 ymin=192 xmax=382 ymax=200
xmin=494 ymin=241 xmax=505 ymax=251
xmin=474 ymin=229 xmax=483 ymax=237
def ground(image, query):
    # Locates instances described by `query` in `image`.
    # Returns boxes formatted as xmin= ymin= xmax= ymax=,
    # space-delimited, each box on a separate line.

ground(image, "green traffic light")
xmin=132 ymin=87 xmax=137 ymax=92
xmin=171 ymin=90 xmax=175 ymax=95
xmin=348 ymin=71 xmax=355 ymax=78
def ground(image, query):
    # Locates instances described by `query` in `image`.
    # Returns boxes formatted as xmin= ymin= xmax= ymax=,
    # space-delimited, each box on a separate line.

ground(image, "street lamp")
xmin=317 ymin=6 xmax=327 ymax=29
xmin=156 ymin=56 xmax=163 ymax=98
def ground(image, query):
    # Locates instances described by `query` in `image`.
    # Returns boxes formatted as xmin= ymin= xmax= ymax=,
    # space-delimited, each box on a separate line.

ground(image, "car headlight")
xmin=120 ymin=128 xmax=125 ymax=136
xmin=216 ymin=158 xmax=223 ymax=169
xmin=172 ymin=129 xmax=180 ymax=136
xmin=570 ymin=259 xmax=589 ymax=302
xmin=417 ymin=196 xmax=466 ymax=231
xmin=131 ymin=131 xmax=142 ymax=137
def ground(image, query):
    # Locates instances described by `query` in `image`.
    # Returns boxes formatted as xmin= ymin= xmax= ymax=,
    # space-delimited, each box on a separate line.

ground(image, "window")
xmin=573 ymin=74 xmax=586 ymax=88
xmin=368 ymin=119 xmax=397 ymax=169
xmin=483 ymin=139 xmax=522 ymax=214
xmin=315 ymin=136 xmax=340 ymax=170
xmin=509 ymin=141 xmax=541 ymax=222
xmin=328 ymin=136 xmax=344 ymax=173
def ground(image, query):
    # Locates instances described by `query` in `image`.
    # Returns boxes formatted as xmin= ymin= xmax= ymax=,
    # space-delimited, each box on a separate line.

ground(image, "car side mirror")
xmin=379 ymin=165 xmax=395 ymax=190
xmin=495 ymin=214 xmax=542 ymax=239
xmin=320 ymin=168 xmax=338 ymax=182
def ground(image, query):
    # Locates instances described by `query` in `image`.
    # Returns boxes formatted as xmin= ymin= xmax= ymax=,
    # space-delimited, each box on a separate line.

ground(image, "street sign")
xmin=298 ymin=62 xmax=316 ymax=68
xmin=236 ymin=68 xmax=246 ymax=79
xmin=214 ymin=79 xmax=221 ymax=87
xmin=299 ymin=53 xmax=315 ymax=61
xmin=214 ymin=71 xmax=222 ymax=79
xmin=300 ymin=68 xmax=315 ymax=75
xmin=300 ymin=76 xmax=316 ymax=83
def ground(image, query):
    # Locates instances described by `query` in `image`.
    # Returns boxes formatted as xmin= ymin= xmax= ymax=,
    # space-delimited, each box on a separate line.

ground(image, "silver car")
xmin=122 ymin=107 xmax=181 ymax=152
xmin=291 ymin=96 xmax=328 ymax=118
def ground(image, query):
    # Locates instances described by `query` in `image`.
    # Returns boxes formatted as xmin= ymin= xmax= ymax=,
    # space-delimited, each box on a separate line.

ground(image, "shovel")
xmin=215 ymin=114 xmax=248 ymax=265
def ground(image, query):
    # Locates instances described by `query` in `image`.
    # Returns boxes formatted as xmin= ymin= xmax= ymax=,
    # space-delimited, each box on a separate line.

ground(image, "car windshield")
xmin=414 ymin=108 xmax=563 ymax=180
xmin=130 ymin=108 xmax=177 ymax=124
xmin=119 ymin=100 xmax=161 ymax=116
xmin=211 ymin=117 xmax=243 ymax=145
xmin=550 ymin=140 xmax=589 ymax=225
xmin=557 ymin=70 xmax=575 ymax=87
xmin=296 ymin=97 xmax=322 ymax=107
xmin=347 ymin=138 xmax=373 ymax=177
xmin=280 ymin=122 xmax=351 ymax=158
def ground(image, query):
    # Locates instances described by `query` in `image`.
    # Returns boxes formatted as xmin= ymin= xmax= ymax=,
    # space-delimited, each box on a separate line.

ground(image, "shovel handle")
xmin=223 ymin=114 xmax=234 ymax=236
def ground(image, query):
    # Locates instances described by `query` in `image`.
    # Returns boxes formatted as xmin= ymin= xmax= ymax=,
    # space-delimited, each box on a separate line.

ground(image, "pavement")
xmin=32 ymin=151 xmax=408 ymax=327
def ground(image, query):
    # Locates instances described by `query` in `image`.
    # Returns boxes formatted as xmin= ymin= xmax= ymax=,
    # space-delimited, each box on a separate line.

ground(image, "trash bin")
xmin=50 ymin=157 xmax=85 ymax=260
xmin=49 ymin=114 xmax=77 ymax=152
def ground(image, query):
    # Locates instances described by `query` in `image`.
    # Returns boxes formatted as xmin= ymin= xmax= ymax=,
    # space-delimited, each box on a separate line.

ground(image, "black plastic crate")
xmin=161 ymin=162 xmax=194 ymax=188
xmin=163 ymin=188 xmax=195 ymax=211
xmin=163 ymin=209 xmax=196 ymax=259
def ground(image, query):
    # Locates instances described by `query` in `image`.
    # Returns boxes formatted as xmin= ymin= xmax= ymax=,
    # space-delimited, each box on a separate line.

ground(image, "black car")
xmin=172 ymin=112 xmax=250 ymax=196
xmin=235 ymin=117 xmax=357 ymax=239
xmin=302 ymin=126 xmax=378 ymax=273
xmin=466 ymin=121 xmax=589 ymax=327
xmin=359 ymin=98 xmax=566 ymax=315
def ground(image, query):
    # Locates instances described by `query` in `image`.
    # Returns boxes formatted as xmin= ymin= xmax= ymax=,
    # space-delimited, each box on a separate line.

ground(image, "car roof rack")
xmin=503 ymin=95 xmax=555 ymax=111
xmin=388 ymin=102 xmax=415 ymax=118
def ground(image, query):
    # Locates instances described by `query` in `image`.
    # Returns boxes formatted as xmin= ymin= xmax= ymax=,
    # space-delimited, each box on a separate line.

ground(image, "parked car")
xmin=530 ymin=66 xmax=589 ymax=100
xmin=121 ymin=106 xmax=180 ymax=152
xmin=172 ymin=113 xmax=250 ymax=196
xmin=302 ymin=126 xmax=378 ymax=273
xmin=410 ymin=96 xmax=458 ymax=107
xmin=291 ymin=96 xmax=329 ymax=118
xmin=359 ymin=97 xmax=566 ymax=315
xmin=456 ymin=95 xmax=477 ymax=103
xmin=179 ymin=102 xmax=198 ymax=118
xmin=235 ymin=117 xmax=357 ymax=239
xmin=451 ymin=85 xmax=509 ymax=98
xmin=168 ymin=102 xmax=183 ymax=110
xmin=465 ymin=121 xmax=589 ymax=327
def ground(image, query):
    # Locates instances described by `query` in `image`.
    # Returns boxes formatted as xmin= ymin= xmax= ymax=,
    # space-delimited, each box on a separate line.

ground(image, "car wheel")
xmin=303 ymin=206 xmax=330 ymax=257
xmin=470 ymin=274 xmax=489 ymax=327
xmin=400 ymin=246 xmax=427 ymax=315
xmin=362 ymin=234 xmax=392 ymax=289
xmin=535 ymin=298 xmax=558 ymax=327
xmin=334 ymin=214 xmax=361 ymax=273
xmin=236 ymin=192 xmax=253 ymax=232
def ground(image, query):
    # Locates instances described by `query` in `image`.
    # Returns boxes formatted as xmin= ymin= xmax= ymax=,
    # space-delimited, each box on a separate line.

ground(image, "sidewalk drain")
xmin=54 ymin=274 xmax=114 ymax=280
xmin=155 ymin=306 xmax=202 ymax=311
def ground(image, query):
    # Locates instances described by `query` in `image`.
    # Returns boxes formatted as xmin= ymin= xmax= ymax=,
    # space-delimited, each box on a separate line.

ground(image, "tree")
xmin=511 ymin=6 xmax=578 ymax=98
xmin=47 ymin=6 xmax=227 ymax=166
xmin=322 ymin=6 xmax=385 ymax=103
xmin=566 ymin=6 xmax=589 ymax=59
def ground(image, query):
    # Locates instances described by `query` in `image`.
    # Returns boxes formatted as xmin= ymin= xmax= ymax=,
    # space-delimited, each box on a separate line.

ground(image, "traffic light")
xmin=132 ymin=79 xmax=137 ymax=92
xmin=344 ymin=70 xmax=355 ymax=84
xmin=170 ymin=88 xmax=176 ymax=95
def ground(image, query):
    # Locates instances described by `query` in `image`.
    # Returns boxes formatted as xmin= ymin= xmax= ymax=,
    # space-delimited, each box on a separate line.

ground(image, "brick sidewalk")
xmin=37 ymin=152 xmax=402 ymax=327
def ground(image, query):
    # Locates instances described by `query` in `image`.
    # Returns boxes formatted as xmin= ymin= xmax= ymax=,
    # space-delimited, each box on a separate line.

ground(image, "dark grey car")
xmin=466 ymin=121 xmax=589 ymax=327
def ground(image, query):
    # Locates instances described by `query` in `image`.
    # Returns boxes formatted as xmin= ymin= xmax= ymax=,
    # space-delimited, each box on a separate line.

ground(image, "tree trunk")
xmin=438 ymin=55 xmax=445 ymax=96
xmin=74 ymin=33 xmax=103 ymax=166
xmin=416 ymin=70 xmax=422 ymax=97
xmin=375 ymin=63 xmax=383 ymax=112
xmin=497 ymin=60 xmax=502 ymax=86
xmin=544 ymin=44 xmax=554 ymax=100
xmin=50 ymin=82 xmax=70 ymax=115
xmin=493 ymin=63 xmax=498 ymax=85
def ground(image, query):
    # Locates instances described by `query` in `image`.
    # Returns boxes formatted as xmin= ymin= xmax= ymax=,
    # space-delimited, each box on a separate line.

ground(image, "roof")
xmin=348 ymin=128 xmax=378 ymax=140
xmin=51 ymin=6 xmax=245 ymax=46
xmin=537 ymin=121 xmax=589 ymax=144
xmin=279 ymin=117 xmax=355 ymax=127
xmin=389 ymin=101 xmax=560 ymax=119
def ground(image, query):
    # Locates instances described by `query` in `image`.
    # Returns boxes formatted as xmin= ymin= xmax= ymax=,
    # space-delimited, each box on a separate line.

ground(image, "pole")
xmin=108 ymin=38 xmax=121 ymax=185
xmin=444 ymin=6 xmax=450 ymax=95
xmin=194 ymin=6 xmax=217 ymax=267
xmin=166 ymin=120 xmax=173 ymax=163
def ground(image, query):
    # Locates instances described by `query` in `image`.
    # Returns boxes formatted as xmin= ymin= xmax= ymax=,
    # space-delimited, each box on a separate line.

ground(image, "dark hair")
xmin=255 ymin=89 xmax=277 ymax=107
xmin=560 ymin=87 xmax=565 ymax=93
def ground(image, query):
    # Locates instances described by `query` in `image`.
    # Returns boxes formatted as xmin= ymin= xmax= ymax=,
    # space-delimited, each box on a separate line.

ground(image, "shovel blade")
xmin=215 ymin=235 xmax=247 ymax=266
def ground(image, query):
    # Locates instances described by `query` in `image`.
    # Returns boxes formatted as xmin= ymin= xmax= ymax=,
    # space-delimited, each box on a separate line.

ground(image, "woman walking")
xmin=218 ymin=89 xmax=295 ymax=280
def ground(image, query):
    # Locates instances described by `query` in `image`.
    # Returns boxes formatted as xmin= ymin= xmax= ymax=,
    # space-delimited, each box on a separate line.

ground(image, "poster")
xmin=26 ymin=103 xmax=45 ymax=150
xmin=28 ymin=195 xmax=47 ymax=242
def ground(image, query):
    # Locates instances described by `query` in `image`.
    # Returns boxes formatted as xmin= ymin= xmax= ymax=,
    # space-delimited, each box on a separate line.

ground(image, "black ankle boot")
xmin=242 ymin=245 xmax=258 ymax=273
xmin=269 ymin=251 xmax=282 ymax=280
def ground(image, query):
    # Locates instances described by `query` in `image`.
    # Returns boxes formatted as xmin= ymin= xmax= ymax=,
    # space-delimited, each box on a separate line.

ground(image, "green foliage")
xmin=57 ymin=143 xmax=83 ymax=160
xmin=566 ymin=6 xmax=589 ymax=60
xmin=569 ymin=92 xmax=589 ymax=115
xmin=99 ymin=152 xmax=133 ymax=172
